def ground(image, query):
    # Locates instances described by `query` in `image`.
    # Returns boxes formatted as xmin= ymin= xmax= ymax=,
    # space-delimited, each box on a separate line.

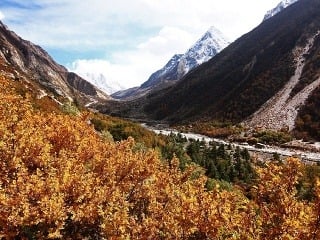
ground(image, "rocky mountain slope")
xmin=112 ymin=26 xmax=229 ymax=100
xmin=245 ymin=31 xmax=320 ymax=131
xmin=99 ymin=0 xmax=320 ymax=140
xmin=263 ymin=0 xmax=298 ymax=21
xmin=0 ymin=21 xmax=109 ymax=105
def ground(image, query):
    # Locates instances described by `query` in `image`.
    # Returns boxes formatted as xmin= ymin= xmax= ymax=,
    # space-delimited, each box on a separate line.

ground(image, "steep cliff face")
xmin=0 ymin=21 xmax=109 ymax=104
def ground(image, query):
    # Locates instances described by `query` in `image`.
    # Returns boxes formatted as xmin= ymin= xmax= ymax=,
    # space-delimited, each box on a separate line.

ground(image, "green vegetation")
xmin=61 ymin=101 xmax=81 ymax=116
xmin=187 ymin=141 xmax=255 ymax=184
xmin=89 ymin=113 xmax=257 ymax=186
xmin=252 ymin=130 xmax=293 ymax=145
xmin=157 ymin=133 xmax=256 ymax=186
xmin=294 ymin=85 xmax=320 ymax=141
xmin=90 ymin=113 xmax=165 ymax=148
xmin=188 ymin=121 xmax=240 ymax=138
xmin=297 ymin=164 xmax=320 ymax=201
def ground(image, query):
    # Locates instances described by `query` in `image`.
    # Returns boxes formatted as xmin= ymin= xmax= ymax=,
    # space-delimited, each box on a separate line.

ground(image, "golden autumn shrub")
xmin=1 ymin=75 xmax=320 ymax=239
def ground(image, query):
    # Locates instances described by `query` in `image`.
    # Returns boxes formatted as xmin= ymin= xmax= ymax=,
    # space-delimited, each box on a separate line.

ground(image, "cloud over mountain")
xmin=0 ymin=0 xmax=281 ymax=89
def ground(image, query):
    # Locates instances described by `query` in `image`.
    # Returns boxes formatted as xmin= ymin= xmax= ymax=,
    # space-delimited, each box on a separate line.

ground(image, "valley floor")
xmin=142 ymin=124 xmax=320 ymax=163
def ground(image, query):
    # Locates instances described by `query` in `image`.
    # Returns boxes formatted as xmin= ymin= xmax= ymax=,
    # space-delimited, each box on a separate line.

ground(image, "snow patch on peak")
xmin=177 ymin=26 xmax=230 ymax=78
xmin=263 ymin=0 xmax=298 ymax=21
xmin=114 ymin=26 xmax=230 ymax=100
xmin=206 ymin=26 xmax=224 ymax=38
xmin=76 ymin=72 xmax=125 ymax=95
xmin=146 ymin=25 xmax=230 ymax=86
xmin=69 ymin=59 xmax=126 ymax=95
xmin=194 ymin=26 xmax=229 ymax=51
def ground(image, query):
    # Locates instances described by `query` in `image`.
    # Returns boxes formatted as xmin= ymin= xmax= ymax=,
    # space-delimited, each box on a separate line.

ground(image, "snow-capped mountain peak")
xmin=68 ymin=60 xmax=125 ymax=95
xmin=177 ymin=26 xmax=230 ymax=78
xmin=140 ymin=54 xmax=183 ymax=89
xmin=203 ymin=26 xmax=229 ymax=50
xmin=146 ymin=25 xmax=230 ymax=87
xmin=113 ymin=26 xmax=230 ymax=100
xmin=263 ymin=0 xmax=298 ymax=21
xmin=76 ymin=71 xmax=125 ymax=95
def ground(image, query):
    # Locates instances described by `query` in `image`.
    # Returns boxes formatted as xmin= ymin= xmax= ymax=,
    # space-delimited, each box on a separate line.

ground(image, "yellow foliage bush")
xmin=0 ymin=75 xmax=320 ymax=239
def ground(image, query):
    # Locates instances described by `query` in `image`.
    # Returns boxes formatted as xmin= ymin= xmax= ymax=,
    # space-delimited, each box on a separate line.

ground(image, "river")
xmin=141 ymin=124 xmax=320 ymax=162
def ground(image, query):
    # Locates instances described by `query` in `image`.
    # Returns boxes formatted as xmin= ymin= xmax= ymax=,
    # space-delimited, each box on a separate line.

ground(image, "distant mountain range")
xmin=112 ymin=26 xmax=229 ymax=100
xmin=98 ymin=0 xmax=320 ymax=141
xmin=0 ymin=21 xmax=109 ymax=105
xmin=74 ymin=70 xmax=125 ymax=95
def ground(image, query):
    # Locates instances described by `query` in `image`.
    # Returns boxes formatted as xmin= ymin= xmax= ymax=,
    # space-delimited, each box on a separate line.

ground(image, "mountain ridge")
xmin=0 ymin=21 xmax=109 ymax=105
xmin=177 ymin=26 xmax=229 ymax=78
xmin=99 ymin=0 xmax=320 ymax=140
xmin=263 ymin=0 xmax=298 ymax=21
xmin=112 ymin=26 xmax=229 ymax=100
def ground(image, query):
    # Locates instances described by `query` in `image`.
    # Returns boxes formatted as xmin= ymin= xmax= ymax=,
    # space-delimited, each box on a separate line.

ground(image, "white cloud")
xmin=69 ymin=26 xmax=200 ymax=91
xmin=0 ymin=10 xmax=5 ymax=20
xmin=138 ymin=26 xmax=195 ymax=55
xmin=1 ymin=0 xmax=283 ymax=90
xmin=70 ymin=57 xmax=154 ymax=91
xmin=1 ymin=0 xmax=281 ymax=48
xmin=70 ymin=56 xmax=152 ymax=89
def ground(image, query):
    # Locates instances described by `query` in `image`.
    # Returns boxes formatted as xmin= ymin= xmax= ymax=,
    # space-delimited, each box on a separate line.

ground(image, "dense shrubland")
xmin=2 ymin=75 xmax=320 ymax=239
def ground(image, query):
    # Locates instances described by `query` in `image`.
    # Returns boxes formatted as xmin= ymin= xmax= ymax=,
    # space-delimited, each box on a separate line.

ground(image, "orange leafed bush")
xmin=1 ymin=75 xmax=320 ymax=239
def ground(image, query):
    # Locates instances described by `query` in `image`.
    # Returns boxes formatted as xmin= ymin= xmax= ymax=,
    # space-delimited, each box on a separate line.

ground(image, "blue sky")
xmin=0 ymin=0 xmax=281 ymax=92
